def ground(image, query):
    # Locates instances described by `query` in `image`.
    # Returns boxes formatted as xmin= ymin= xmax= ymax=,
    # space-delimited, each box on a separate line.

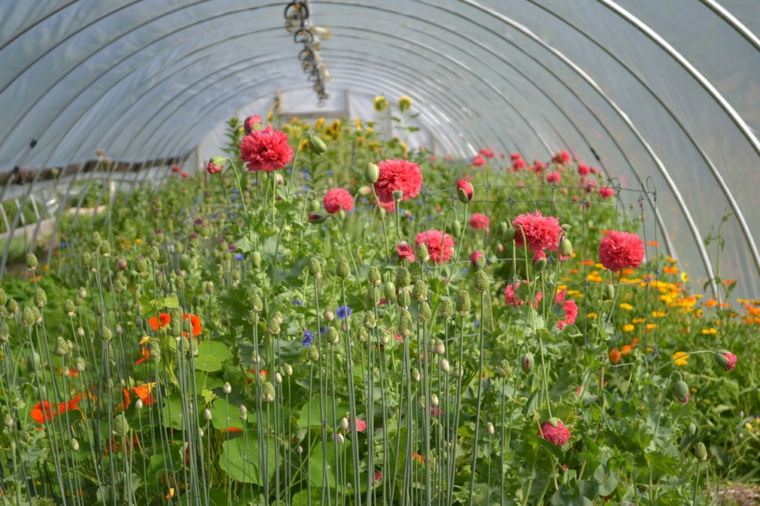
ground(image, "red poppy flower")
xmin=323 ymin=188 xmax=354 ymax=214
xmin=415 ymin=230 xmax=455 ymax=264
xmin=396 ymin=242 xmax=416 ymax=263
xmin=240 ymin=126 xmax=293 ymax=172
xmin=373 ymin=159 xmax=423 ymax=209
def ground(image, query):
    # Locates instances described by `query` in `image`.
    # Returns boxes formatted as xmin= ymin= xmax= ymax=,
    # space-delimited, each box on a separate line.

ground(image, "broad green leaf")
xmin=298 ymin=397 xmax=348 ymax=428
xmin=219 ymin=434 xmax=276 ymax=484
xmin=194 ymin=340 xmax=232 ymax=372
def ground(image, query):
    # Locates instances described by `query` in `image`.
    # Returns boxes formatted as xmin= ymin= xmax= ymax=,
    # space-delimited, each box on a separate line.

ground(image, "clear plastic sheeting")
xmin=0 ymin=0 xmax=758 ymax=297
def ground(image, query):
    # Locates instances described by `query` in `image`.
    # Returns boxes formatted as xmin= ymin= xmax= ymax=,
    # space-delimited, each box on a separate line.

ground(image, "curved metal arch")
xmin=0 ymin=1 xmax=78 ymax=52
xmin=314 ymin=0 xmax=675 ymax=256
xmin=449 ymin=0 xmax=716 ymax=294
xmin=524 ymin=0 xmax=760 ymax=295
xmin=701 ymin=0 xmax=760 ymax=50
xmin=598 ymin=0 xmax=760 ymax=160
xmin=126 ymin=36 xmax=530 ymax=160
xmin=0 ymin=1 xmax=279 ymax=152
xmin=143 ymin=63 xmax=488 ymax=162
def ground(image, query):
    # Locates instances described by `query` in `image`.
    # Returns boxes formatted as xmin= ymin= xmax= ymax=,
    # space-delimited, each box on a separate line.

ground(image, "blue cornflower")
xmin=302 ymin=330 xmax=314 ymax=347
xmin=291 ymin=298 xmax=304 ymax=306
xmin=234 ymin=253 xmax=244 ymax=261
xmin=474 ymin=319 xmax=480 ymax=328
xmin=336 ymin=305 xmax=352 ymax=320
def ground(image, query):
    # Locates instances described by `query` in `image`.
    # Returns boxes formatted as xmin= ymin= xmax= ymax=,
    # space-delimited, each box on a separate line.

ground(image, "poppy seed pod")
xmin=26 ymin=253 xmax=38 ymax=271
xmin=0 ymin=289 xmax=5 ymax=306
xmin=251 ymin=251 xmax=262 ymax=268
xmin=674 ymin=380 xmax=690 ymax=403
xmin=413 ymin=279 xmax=428 ymax=301
xmin=474 ymin=270 xmax=490 ymax=292
xmin=262 ymin=382 xmax=276 ymax=402
xmin=695 ymin=442 xmax=708 ymax=461
xmin=307 ymin=346 xmax=320 ymax=362
xmin=398 ymin=289 xmax=411 ymax=308
xmin=440 ymin=298 xmax=454 ymax=319
xmin=417 ymin=244 xmax=430 ymax=263
xmin=440 ymin=358 xmax=451 ymax=373
xmin=327 ymin=327 xmax=339 ymax=344
xmin=34 ymin=288 xmax=47 ymax=308
xmin=239 ymin=404 xmax=248 ymax=421
xmin=113 ymin=414 xmax=130 ymax=437
xmin=418 ymin=301 xmax=432 ymax=321
xmin=363 ymin=312 xmax=376 ymax=329
xmin=308 ymin=256 xmax=322 ymax=278
xmin=383 ymin=281 xmax=397 ymax=302
xmin=283 ymin=363 xmax=293 ymax=376
xmin=22 ymin=306 xmax=36 ymax=327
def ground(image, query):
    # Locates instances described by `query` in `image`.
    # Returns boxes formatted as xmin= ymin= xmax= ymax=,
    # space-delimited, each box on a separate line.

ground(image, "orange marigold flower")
xmin=620 ymin=344 xmax=633 ymax=356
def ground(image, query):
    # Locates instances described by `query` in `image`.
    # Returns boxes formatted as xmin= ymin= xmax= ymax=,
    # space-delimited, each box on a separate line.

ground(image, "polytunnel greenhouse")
xmin=0 ymin=1 xmax=758 ymax=504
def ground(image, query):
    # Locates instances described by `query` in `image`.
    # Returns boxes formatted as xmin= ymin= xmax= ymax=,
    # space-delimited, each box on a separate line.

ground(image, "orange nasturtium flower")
xmin=182 ymin=313 xmax=202 ymax=337
xmin=148 ymin=313 xmax=171 ymax=331
xmin=31 ymin=395 xmax=82 ymax=424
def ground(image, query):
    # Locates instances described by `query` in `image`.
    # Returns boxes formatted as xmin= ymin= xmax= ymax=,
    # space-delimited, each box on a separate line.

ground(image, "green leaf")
xmin=298 ymin=397 xmax=348 ymax=428
xmin=163 ymin=294 xmax=179 ymax=309
xmin=219 ymin=434 xmax=276 ymax=484
xmin=194 ymin=340 xmax=232 ymax=372
xmin=593 ymin=464 xmax=619 ymax=496
xmin=160 ymin=396 xmax=185 ymax=430
xmin=210 ymin=398 xmax=247 ymax=432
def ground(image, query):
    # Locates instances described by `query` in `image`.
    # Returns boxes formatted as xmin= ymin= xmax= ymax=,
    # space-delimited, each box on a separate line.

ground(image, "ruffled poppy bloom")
xmin=470 ymin=250 xmax=483 ymax=267
xmin=557 ymin=299 xmax=578 ymax=330
xmin=182 ymin=313 xmax=202 ymax=337
xmin=479 ymin=148 xmax=495 ymax=159
xmin=396 ymin=242 xmax=416 ymax=263
xmin=546 ymin=171 xmax=561 ymax=184
xmin=456 ymin=178 xmax=474 ymax=202
xmin=415 ymin=230 xmax=455 ymax=264
xmin=512 ymin=211 xmax=562 ymax=255
xmin=469 ymin=213 xmax=489 ymax=230
xmin=584 ymin=180 xmax=597 ymax=193
xmin=352 ymin=418 xmax=367 ymax=433
xmin=599 ymin=186 xmax=615 ymax=199
xmin=31 ymin=395 xmax=82 ymax=424
xmin=510 ymin=153 xmax=522 ymax=162
xmin=180 ymin=171 xmax=189 ymax=178
xmin=373 ymin=159 xmax=423 ymax=211
xmin=553 ymin=150 xmax=571 ymax=165
xmin=504 ymin=281 xmax=543 ymax=308
xmin=472 ymin=155 xmax=485 ymax=167
xmin=323 ymin=188 xmax=354 ymax=214
xmin=530 ymin=161 xmax=546 ymax=173
xmin=240 ymin=126 xmax=293 ymax=172
xmin=599 ymin=230 xmax=645 ymax=272
xmin=171 ymin=165 xmax=181 ymax=173
xmin=206 ymin=160 xmax=223 ymax=174
xmin=577 ymin=163 xmax=590 ymax=176
xmin=538 ymin=419 xmax=571 ymax=446
xmin=243 ymin=114 xmax=262 ymax=134
xmin=148 ymin=313 xmax=171 ymax=331
xmin=715 ymin=350 xmax=737 ymax=371
xmin=511 ymin=158 xmax=526 ymax=171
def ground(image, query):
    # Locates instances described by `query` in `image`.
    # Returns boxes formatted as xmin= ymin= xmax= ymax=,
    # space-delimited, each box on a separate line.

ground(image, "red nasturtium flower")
xmin=31 ymin=395 xmax=82 ymax=424
xmin=240 ymin=126 xmax=293 ymax=172
xmin=182 ymin=313 xmax=202 ymax=337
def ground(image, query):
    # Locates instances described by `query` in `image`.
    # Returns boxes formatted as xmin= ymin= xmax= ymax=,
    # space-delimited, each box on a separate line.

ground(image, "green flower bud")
xmin=392 ymin=189 xmax=404 ymax=202
xmin=34 ymin=288 xmax=47 ymax=308
xmin=136 ymin=256 xmax=149 ymax=274
xmin=64 ymin=299 xmax=76 ymax=316
xmin=268 ymin=317 xmax=281 ymax=336
xmin=604 ymin=284 xmax=615 ymax=301
xmin=307 ymin=132 xmax=328 ymax=155
xmin=55 ymin=336 xmax=70 ymax=356
xmin=327 ymin=327 xmax=339 ymax=344
xmin=75 ymin=356 xmax=86 ymax=372
xmin=283 ymin=363 xmax=293 ymax=376
xmin=455 ymin=289 xmax=471 ymax=315
xmin=252 ymin=251 xmax=262 ymax=268
xmin=26 ymin=253 xmax=38 ymax=271
xmin=674 ymin=380 xmax=690 ymax=403
xmin=0 ymin=325 xmax=8 ymax=343
xmin=0 ymin=289 xmax=6 ymax=306
xmin=441 ymin=298 xmax=454 ymax=319
xmin=395 ymin=266 xmax=411 ymax=288
xmin=22 ymin=306 xmax=36 ymax=327
xmin=398 ymin=289 xmax=411 ymax=308
xmin=452 ymin=220 xmax=462 ymax=236
xmin=383 ymin=281 xmax=397 ymax=302
xmin=113 ymin=414 xmax=130 ymax=437
xmin=417 ymin=244 xmax=430 ymax=263
xmin=521 ymin=352 xmax=534 ymax=373
xmin=503 ymin=227 xmax=516 ymax=242
xmin=560 ymin=237 xmax=573 ymax=257
xmin=336 ymin=257 xmax=350 ymax=279
xmin=99 ymin=241 xmax=111 ymax=257
xmin=102 ymin=327 xmax=112 ymax=341
xmin=534 ymin=256 xmax=547 ymax=271
xmin=251 ymin=292 xmax=263 ymax=313
xmin=418 ymin=301 xmax=432 ymax=321
xmin=399 ymin=309 xmax=414 ymax=337
xmin=456 ymin=187 xmax=470 ymax=204
xmin=695 ymin=442 xmax=708 ymax=461
xmin=308 ymin=256 xmax=322 ymax=279
xmin=363 ymin=312 xmax=376 ymax=329
xmin=398 ymin=95 xmax=412 ymax=113
xmin=262 ymin=381 xmax=276 ymax=402
xmin=368 ymin=266 xmax=382 ymax=286
xmin=307 ymin=346 xmax=320 ymax=363
xmin=412 ymin=279 xmax=428 ymax=302
xmin=6 ymin=299 xmax=18 ymax=316
xmin=366 ymin=162 xmax=380 ymax=184
xmin=474 ymin=271 xmax=490 ymax=292
xmin=82 ymin=252 xmax=93 ymax=269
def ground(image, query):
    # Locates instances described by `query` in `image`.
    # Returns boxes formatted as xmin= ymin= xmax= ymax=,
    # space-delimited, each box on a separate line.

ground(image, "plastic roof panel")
xmin=0 ymin=0 xmax=758 ymax=297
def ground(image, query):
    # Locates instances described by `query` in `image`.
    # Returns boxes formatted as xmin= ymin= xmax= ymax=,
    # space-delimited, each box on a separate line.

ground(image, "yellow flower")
xmin=354 ymin=118 xmax=362 ymax=130
xmin=645 ymin=323 xmax=656 ymax=331
xmin=266 ymin=111 xmax=274 ymax=121
xmin=619 ymin=303 xmax=633 ymax=311
xmin=315 ymin=117 xmax=325 ymax=129
xmin=623 ymin=324 xmax=635 ymax=332
xmin=672 ymin=351 xmax=689 ymax=366
xmin=701 ymin=328 xmax=717 ymax=335
xmin=373 ymin=95 xmax=388 ymax=112
xmin=680 ymin=272 xmax=689 ymax=283
xmin=398 ymin=95 xmax=412 ymax=112
xmin=632 ymin=317 xmax=646 ymax=324
xmin=135 ymin=238 xmax=143 ymax=246
xmin=587 ymin=312 xmax=598 ymax=321
xmin=651 ymin=310 xmax=666 ymax=318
